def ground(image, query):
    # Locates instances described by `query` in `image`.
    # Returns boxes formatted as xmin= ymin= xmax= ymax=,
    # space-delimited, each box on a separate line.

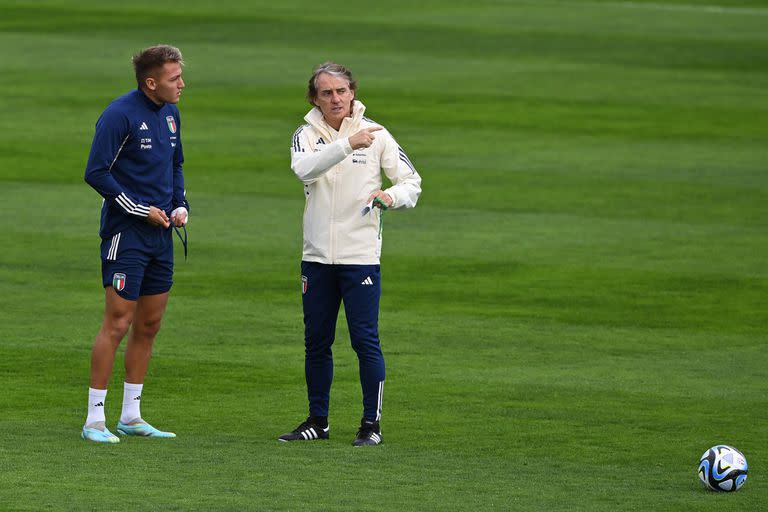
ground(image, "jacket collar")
xmin=134 ymin=88 xmax=165 ymax=112
xmin=305 ymin=100 xmax=366 ymax=139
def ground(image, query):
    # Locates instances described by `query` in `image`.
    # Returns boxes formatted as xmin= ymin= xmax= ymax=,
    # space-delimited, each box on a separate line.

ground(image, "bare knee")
xmin=99 ymin=288 xmax=138 ymax=344
xmin=101 ymin=313 xmax=133 ymax=343
xmin=134 ymin=316 xmax=163 ymax=340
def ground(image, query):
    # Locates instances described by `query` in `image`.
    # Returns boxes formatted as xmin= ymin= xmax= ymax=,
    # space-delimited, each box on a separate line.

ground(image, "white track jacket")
xmin=291 ymin=101 xmax=422 ymax=264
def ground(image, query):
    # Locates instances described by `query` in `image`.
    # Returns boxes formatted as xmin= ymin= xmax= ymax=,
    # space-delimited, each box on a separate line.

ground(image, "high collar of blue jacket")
xmin=133 ymin=87 xmax=166 ymax=112
xmin=305 ymin=100 xmax=366 ymax=139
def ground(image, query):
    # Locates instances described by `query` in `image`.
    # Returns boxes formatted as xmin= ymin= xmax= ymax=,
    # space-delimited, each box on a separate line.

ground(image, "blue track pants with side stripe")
xmin=301 ymin=261 xmax=385 ymax=421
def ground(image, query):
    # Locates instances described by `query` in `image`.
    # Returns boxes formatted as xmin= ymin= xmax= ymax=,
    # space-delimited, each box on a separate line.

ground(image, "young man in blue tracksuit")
xmin=279 ymin=62 xmax=422 ymax=446
xmin=81 ymin=45 xmax=189 ymax=443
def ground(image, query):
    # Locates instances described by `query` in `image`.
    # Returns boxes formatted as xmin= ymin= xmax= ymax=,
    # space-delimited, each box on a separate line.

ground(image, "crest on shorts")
xmin=113 ymin=273 xmax=126 ymax=292
xmin=301 ymin=275 xmax=308 ymax=295
xmin=166 ymin=116 xmax=177 ymax=134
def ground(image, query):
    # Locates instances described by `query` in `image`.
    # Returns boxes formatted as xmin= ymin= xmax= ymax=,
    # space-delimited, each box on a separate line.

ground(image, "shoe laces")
xmin=294 ymin=418 xmax=327 ymax=433
xmin=293 ymin=420 xmax=313 ymax=433
xmin=357 ymin=421 xmax=378 ymax=437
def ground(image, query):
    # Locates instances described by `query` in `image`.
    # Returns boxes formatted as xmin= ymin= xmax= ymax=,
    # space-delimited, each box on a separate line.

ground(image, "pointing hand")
xmin=349 ymin=126 xmax=383 ymax=150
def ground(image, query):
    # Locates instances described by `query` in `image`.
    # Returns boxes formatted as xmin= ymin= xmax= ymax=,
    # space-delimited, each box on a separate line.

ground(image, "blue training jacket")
xmin=84 ymin=89 xmax=189 ymax=239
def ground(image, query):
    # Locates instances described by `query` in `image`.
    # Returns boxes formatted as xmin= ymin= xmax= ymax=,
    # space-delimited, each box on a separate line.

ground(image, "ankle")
xmin=309 ymin=416 xmax=328 ymax=428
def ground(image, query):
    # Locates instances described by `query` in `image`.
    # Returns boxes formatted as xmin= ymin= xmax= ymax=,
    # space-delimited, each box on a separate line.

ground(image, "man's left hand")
xmin=170 ymin=207 xmax=188 ymax=227
xmin=367 ymin=191 xmax=393 ymax=209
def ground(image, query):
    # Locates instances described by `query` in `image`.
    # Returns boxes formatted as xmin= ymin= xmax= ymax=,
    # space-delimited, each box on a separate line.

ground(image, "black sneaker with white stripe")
xmin=278 ymin=418 xmax=329 ymax=442
xmin=353 ymin=419 xmax=382 ymax=446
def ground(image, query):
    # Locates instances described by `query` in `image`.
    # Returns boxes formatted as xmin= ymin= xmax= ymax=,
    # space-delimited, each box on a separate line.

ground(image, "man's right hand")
xmin=348 ymin=127 xmax=383 ymax=149
xmin=147 ymin=206 xmax=170 ymax=228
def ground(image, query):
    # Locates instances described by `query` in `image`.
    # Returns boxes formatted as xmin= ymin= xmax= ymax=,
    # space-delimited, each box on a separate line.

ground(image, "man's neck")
xmin=140 ymin=87 xmax=163 ymax=106
xmin=325 ymin=119 xmax=342 ymax=131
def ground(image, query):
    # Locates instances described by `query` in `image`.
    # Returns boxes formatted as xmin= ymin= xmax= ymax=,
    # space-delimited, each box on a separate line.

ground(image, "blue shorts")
xmin=100 ymin=223 xmax=174 ymax=301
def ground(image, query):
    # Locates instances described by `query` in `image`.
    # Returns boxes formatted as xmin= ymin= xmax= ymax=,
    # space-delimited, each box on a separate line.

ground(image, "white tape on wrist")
xmin=171 ymin=207 xmax=189 ymax=225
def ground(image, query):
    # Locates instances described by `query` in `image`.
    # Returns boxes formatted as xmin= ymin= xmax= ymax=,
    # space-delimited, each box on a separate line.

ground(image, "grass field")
xmin=1 ymin=0 xmax=767 ymax=510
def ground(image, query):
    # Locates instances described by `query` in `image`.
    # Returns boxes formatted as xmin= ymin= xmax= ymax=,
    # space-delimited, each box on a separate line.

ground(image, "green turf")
xmin=0 ymin=0 xmax=766 ymax=509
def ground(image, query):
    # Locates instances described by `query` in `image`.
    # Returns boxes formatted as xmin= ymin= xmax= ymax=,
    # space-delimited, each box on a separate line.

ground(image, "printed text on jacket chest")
xmin=137 ymin=120 xmax=177 ymax=150
xmin=352 ymin=151 xmax=367 ymax=165
xmin=138 ymin=135 xmax=170 ymax=151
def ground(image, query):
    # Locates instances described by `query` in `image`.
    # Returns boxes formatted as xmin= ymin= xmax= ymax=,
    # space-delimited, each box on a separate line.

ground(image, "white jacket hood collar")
xmin=305 ymin=100 xmax=367 ymax=138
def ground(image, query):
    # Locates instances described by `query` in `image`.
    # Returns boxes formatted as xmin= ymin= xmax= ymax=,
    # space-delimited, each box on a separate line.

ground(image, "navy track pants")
xmin=301 ymin=261 xmax=385 ymax=421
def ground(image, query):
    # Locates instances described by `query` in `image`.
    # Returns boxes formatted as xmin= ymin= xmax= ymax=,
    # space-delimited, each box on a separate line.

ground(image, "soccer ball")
xmin=698 ymin=445 xmax=748 ymax=492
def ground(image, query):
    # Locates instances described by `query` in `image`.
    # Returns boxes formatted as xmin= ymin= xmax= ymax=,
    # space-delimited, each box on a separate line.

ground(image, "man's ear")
xmin=145 ymin=77 xmax=157 ymax=91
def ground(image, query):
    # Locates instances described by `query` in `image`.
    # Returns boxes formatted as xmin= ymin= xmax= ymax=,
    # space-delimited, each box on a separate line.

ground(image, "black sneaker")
xmin=278 ymin=418 xmax=329 ymax=442
xmin=353 ymin=419 xmax=382 ymax=446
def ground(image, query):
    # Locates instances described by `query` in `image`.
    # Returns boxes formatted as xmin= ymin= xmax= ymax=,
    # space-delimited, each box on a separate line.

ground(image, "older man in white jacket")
xmin=279 ymin=62 xmax=422 ymax=446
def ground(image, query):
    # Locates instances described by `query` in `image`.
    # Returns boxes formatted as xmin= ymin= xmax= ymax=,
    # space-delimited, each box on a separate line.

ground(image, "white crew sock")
xmin=85 ymin=388 xmax=108 ymax=428
xmin=120 ymin=382 xmax=144 ymax=424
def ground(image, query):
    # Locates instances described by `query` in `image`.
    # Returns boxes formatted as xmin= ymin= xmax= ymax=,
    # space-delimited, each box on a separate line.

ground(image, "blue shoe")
xmin=82 ymin=425 xmax=120 ymax=444
xmin=116 ymin=420 xmax=176 ymax=438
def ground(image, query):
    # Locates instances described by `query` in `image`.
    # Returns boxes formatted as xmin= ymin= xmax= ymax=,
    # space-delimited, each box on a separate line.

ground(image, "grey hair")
xmin=306 ymin=62 xmax=357 ymax=106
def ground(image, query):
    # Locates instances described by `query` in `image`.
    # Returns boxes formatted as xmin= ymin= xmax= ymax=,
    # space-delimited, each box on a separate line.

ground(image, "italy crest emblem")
xmin=113 ymin=273 xmax=126 ymax=292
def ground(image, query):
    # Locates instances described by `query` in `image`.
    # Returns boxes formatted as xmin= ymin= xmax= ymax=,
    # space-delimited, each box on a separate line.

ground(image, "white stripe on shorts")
xmin=107 ymin=232 xmax=121 ymax=261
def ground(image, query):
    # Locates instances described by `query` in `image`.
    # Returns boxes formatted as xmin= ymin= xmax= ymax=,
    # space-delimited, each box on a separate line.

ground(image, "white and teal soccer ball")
xmin=698 ymin=445 xmax=748 ymax=492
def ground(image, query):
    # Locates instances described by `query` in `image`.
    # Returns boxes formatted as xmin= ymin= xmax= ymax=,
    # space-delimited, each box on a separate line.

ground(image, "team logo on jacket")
xmin=301 ymin=275 xmax=308 ymax=294
xmin=113 ymin=273 xmax=126 ymax=292
xmin=166 ymin=116 xmax=177 ymax=134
